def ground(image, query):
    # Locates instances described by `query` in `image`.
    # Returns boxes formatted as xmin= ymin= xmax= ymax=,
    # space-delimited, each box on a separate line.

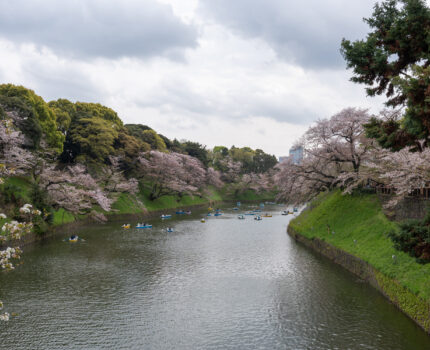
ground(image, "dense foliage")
xmin=389 ymin=211 xmax=430 ymax=264
xmin=0 ymin=84 xmax=64 ymax=152
xmin=341 ymin=0 xmax=430 ymax=151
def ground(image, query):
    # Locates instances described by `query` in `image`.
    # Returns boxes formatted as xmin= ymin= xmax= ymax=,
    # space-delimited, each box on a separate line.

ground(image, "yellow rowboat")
xmin=122 ymin=224 xmax=131 ymax=229
xmin=201 ymin=218 xmax=206 ymax=223
xmin=263 ymin=214 xmax=272 ymax=217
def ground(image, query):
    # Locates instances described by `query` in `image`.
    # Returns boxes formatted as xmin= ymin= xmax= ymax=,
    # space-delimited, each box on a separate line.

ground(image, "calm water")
xmin=1 ymin=205 xmax=430 ymax=349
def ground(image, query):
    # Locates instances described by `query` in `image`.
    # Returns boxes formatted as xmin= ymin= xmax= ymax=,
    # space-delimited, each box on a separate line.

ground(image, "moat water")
xmin=1 ymin=205 xmax=429 ymax=349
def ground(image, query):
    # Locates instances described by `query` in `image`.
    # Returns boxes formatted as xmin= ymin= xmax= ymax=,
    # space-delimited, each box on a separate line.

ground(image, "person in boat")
xmin=69 ymin=234 xmax=78 ymax=241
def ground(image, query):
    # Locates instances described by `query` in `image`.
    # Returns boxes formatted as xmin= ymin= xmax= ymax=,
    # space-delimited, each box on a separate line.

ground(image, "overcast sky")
xmin=0 ymin=0 xmax=388 ymax=157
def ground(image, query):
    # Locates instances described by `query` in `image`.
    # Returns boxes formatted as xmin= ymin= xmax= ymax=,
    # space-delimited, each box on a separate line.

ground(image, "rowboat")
xmin=136 ymin=225 xmax=152 ymax=229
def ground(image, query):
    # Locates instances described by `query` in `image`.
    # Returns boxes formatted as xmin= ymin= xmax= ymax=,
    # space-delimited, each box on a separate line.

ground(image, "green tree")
xmin=341 ymin=0 xmax=430 ymax=150
xmin=229 ymin=146 xmax=255 ymax=173
xmin=0 ymin=84 xmax=64 ymax=152
xmin=183 ymin=141 xmax=208 ymax=166
xmin=75 ymin=102 xmax=123 ymax=127
xmin=67 ymin=117 xmax=119 ymax=163
xmin=114 ymin=129 xmax=150 ymax=171
xmin=48 ymin=99 xmax=76 ymax=134
xmin=252 ymin=149 xmax=278 ymax=173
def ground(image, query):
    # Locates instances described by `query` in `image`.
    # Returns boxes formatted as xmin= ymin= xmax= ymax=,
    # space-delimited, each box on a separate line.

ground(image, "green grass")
xmin=52 ymin=208 xmax=76 ymax=226
xmin=137 ymin=185 xmax=215 ymax=212
xmin=110 ymin=193 xmax=145 ymax=215
xmin=4 ymin=176 xmax=32 ymax=203
xmin=290 ymin=190 xmax=430 ymax=301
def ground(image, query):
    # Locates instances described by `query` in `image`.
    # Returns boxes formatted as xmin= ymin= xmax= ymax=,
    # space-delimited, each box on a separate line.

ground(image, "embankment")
xmin=1 ymin=181 xmax=276 ymax=248
xmin=287 ymin=191 xmax=430 ymax=333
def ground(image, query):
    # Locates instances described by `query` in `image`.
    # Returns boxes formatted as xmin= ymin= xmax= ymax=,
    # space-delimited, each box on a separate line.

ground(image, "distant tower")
xmin=289 ymin=146 xmax=303 ymax=165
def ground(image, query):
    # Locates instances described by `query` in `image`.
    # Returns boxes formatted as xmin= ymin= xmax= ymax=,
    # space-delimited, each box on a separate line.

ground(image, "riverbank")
xmin=288 ymin=190 xmax=430 ymax=333
xmin=1 ymin=180 xmax=276 ymax=248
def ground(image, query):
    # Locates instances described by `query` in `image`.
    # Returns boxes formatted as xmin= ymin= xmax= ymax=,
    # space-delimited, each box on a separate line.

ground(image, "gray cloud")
xmin=0 ymin=0 xmax=198 ymax=60
xmin=199 ymin=0 xmax=377 ymax=69
xmin=135 ymin=79 xmax=316 ymax=125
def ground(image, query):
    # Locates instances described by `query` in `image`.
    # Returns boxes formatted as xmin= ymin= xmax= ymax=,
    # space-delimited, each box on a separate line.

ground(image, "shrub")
xmin=389 ymin=210 xmax=430 ymax=264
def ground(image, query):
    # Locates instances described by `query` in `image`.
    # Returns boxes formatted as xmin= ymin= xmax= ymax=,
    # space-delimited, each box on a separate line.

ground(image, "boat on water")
xmin=201 ymin=218 xmax=206 ymax=223
xmin=244 ymin=212 xmax=255 ymax=216
xmin=252 ymin=209 xmax=262 ymax=213
xmin=263 ymin=214 xmax=272 ymax=217
xmin=136 ymin=224 xmax=152 ymax=229
xmin=254 ymin=216 xmax=262 ymax=221
xmin=208 ymin=207 xmax=213 ymax=211
xmin=238 ymin=214 xmax=245 ymax=220
xmin=122 ymin=224 xmax=131 ymax=229
xmin=207 ymin=213 xmax=212 ymax=216
xmin=161 ymin=214 xmax=172 ymax=219
xmin=233 ymin=207 xmax=239 ymax=211
xmin=281 ymin=211 xmax=288 ymax=216
xmin=176 ymin=211 xmax=185 ymax=215
xmin=293 ymin=207 xmax=298 ymax=212
xmin=214 ymin=213 xmax=222 ymax=217
xmin=66 ymin=234 xmax=84 ymax=243
xmin=185 ymin=211 xmax=192 ymax=215
xmin=166 ymin=228 xmax=174 ymax=232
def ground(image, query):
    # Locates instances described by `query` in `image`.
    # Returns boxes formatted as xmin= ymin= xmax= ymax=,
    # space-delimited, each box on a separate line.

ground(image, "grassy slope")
xmin=4 ymin=176 xmax=275 ymax=226
xmin=289 ymin=190 xmax=430 ymax=301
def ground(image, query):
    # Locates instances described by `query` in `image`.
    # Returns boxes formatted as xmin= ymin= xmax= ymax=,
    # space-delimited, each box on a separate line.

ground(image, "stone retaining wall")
xmin=287 ymin=226 xmax=430 ymax=333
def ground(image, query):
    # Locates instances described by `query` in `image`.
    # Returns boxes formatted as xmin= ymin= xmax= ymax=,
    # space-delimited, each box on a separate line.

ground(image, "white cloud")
xmin=199 ymin=0 xmax=378 ymax=68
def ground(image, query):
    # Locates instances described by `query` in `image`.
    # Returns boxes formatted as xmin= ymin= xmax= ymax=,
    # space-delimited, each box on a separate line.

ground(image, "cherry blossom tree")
xmin=0 ymin=116 xmax=37 ymax=177
xmin=304 ymin=107 xmax=373 ymax=174
xmin=364 ymin=143 xmax=430 ymax=207
xmin=39 ymin=163 xmax=113 ymax=217
xmin=137 ymin=151 xmax=207 ymax=200
xmin=274 ymin=108 xmax=373 ymax=204
xmin=206 ymin=167 xmax=224 ymax=188
xmin=99 ymin=156 xmax=138 ymax=194
xmin=217 ymin=156 xmax=242 ymax=183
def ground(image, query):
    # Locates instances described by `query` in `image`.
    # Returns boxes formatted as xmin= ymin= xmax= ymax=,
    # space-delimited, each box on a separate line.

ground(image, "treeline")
xmin=0 ymin=84 xmax=277 ymax=173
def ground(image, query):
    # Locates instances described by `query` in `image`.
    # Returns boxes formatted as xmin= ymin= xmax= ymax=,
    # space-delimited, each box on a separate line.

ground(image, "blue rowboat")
xmin=214 ymin=213 xmax=222 ymax=216
xmin=136 ymin=225 xmax=152 ymax=229
xmin=176 ymin=211 xmax=185 ymax=215
xmin=161 ymin=214 xmax=172 ymax=219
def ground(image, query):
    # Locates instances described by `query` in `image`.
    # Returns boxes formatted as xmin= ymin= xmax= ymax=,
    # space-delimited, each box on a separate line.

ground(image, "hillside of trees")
xmin=0 ymin=83 xmax=278 ymax=233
